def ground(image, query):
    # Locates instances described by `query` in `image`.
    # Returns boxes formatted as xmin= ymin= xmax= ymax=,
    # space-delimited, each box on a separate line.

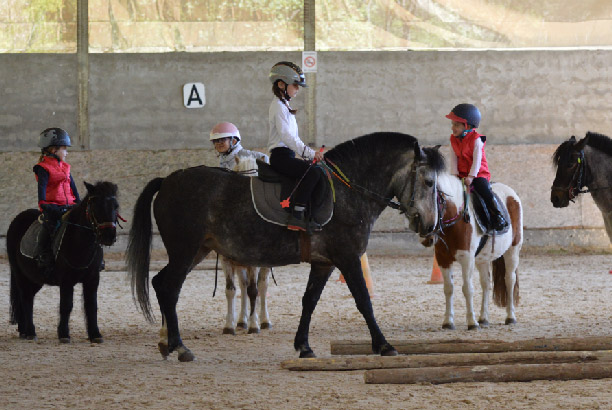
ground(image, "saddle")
xmin=250 ymin=160 xmax=334 ymax=228
xmin=470 ymin=189 xmax=510 ymax=236
xmin=20 ymin=214 xmax=68 ymax=261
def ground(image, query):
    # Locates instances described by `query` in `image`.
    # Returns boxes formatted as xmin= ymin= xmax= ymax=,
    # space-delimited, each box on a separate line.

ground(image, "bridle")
xmin=84 ymin=195 xmax=124 ymax=244
xmin=551 ymin=150 xmax=589 ymax=202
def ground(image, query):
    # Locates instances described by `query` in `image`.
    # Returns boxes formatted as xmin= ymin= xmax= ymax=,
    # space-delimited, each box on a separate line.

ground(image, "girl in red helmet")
xmin=267 ymin=61 xmax=324 ymax=232
xmin=33 ymin=128 xmax=81 ymax=279
xmin=446 ymin=104 xmax=508 ymax=231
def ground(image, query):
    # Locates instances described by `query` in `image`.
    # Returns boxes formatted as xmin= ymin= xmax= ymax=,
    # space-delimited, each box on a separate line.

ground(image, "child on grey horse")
xmin=210 ymin=122 xmax=268 ymax=169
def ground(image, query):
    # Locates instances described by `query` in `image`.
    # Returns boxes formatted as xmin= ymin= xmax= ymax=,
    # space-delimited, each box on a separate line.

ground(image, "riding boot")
xmin=287 ymin=205 xmax=308 ymax=232
xmin=490 ymin=196 xmax=509 ymax=231
xmin=36 ymin=226 xmax=55 ymax=281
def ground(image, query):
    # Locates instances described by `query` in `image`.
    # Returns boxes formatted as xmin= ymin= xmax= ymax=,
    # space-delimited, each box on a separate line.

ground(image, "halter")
xmin=551 ymin=150 xmax=589 ymax=202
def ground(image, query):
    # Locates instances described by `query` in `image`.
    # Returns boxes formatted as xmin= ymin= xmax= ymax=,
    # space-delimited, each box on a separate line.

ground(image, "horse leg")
xmin=58 ymin=284 xmax=74 ymax=343
xmin=236 ymin=265 xmax=249 ymax=330
xmin=82 ymin=273 xmax=103 ymax=343
xmin=17 ymin=280 xmax=41 ymax=340
xmin=440 ymin=263 xmax=455 ymax=330
xmin=258 ymin=267 xmax=272 ymax=330
xmin=222 ymin=257 xmax=237 ymax=335
xmin=336 ymin=259 xmax=397 ymax=357
xmin=294 ymin=264 xmax=335 ymax=358
xmin=151 ymin=263 xmax=195 ymax=362
xmin=459 ymin=256 xmax=479 ymax=330
xmin=246 ymin=266 xmax=261 ymax=334
xmin=504 ymin=247 xmax=520 ymax=325
xmin=476 ymin=261 xmax=492 ymax=328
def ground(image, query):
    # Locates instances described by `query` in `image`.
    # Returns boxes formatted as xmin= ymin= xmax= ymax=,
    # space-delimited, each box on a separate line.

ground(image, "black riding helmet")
xmin=38 ymin=128 xmax=72 ymax=150
xmin=446 ymin=104 xmax=481 ymax=128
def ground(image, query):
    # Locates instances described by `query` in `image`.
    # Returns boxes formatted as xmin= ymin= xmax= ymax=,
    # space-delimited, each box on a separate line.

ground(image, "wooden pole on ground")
xmin=330 ymin=336 xmax=612 ymax=356
xmin=364 ymin=362 xmax=612 ymax=384
xmin=281 ymin=350 xmax=612 ymax=371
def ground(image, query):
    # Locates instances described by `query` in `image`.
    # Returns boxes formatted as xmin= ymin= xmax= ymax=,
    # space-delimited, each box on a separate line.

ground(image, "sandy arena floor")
xmin=1 ymin=252 xmax=611 ymax=410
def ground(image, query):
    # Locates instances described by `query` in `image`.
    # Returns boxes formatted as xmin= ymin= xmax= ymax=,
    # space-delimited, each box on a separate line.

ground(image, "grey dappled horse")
xmin=552 ymin=132 xmax=612 ymax=242
xmin=126 ymin=132 xmax=437 ymax=362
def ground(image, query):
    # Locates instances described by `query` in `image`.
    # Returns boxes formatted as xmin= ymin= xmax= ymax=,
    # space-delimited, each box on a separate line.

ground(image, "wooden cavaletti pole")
xmin=281 ymin=350 xmax=612 ymax=372
xmin=364 ymin=362 xmax=612 ymax=384
xmin=331 ymin=336 xmax=612 ymax=356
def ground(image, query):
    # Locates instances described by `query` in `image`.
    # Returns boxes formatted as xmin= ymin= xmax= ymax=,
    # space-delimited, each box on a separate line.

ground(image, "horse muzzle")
xmin=97 ymin=222 xmax=117 ymax=246
xmin=550 ymin=189 xmax=570 ymax=208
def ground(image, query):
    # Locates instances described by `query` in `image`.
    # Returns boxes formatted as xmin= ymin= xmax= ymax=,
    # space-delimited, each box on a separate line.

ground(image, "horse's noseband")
xmin=85 ymin=196 xmax=122 ymax=244
xmin=551 ymin=150 xmax=589 ymax=202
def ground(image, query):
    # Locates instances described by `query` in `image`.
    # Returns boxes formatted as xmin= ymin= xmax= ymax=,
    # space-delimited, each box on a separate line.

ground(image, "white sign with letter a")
xmin=183 ymin=83 xmax=206 ymax=108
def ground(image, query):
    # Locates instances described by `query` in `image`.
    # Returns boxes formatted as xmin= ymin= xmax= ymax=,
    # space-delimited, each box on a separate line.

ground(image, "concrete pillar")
xmin=77 ymin=0 xmax=89 ymax=150
xmin=304 ymin=0 xmax=317 ymax=147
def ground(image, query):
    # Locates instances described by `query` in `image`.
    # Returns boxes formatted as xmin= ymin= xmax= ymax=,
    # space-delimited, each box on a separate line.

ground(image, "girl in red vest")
xmin=446 ymin=104 xmax=508 ymax=231
xmin=33 ymin=128 xmax=80 ymax=278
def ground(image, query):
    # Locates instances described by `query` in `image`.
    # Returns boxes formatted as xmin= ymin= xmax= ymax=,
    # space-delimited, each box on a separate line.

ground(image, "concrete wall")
xmin=1 ymin=50 xmax=611 ymax=254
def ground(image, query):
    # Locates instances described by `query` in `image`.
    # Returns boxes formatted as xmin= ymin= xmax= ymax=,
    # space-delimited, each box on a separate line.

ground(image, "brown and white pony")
xmin=416 ymin=147 xmax=523 ymax=330
xmin=221 ymin=155 xmax=271 ymax=334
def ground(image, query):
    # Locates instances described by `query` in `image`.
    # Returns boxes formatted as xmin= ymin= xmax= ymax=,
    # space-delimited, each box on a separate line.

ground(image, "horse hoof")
xmin=158 ymin=342 xmax=170 ymax=359
xmin=19 ymin=333 xmax=27 ymax=339
xmin=91 ymin=337 xmax=104 ymax=344
xmin=178 ymin=349 xmax=196 ymax=362
xmin=505 ymin=318 xmax=517 ymax=325
xmin=247 ymin=327 xmax=260 ymax=334
xmin=237 ymin=322 xmax=247 ymax=329
xmin=380 ymin=344 xmax=398 ymax=356
xmin=478 ymin=319 xmax=490 ymax=328
xmin=442 ymin=323 xmax=455 ymax=330
xmin=467 ymin=324 xmax=480 ymax=331
xmin=299 ymin=350 xmax=316 ymax=359
xmin=59 ymin=337 xmax=71 ymax=344
xmin=26 ymin=335 xmax=38 ymax=342
xmin=222 ymin=328 xmax=236 ymax=335
xmin=261 ymin=323 xmax=272 ymax=330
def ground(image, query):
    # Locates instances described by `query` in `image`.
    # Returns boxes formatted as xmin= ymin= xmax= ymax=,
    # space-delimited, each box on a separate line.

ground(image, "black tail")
xmin=126 ymin=177 xmax=164 ymax=323
xmin=492 ymin=256 xmax=520 ymax=307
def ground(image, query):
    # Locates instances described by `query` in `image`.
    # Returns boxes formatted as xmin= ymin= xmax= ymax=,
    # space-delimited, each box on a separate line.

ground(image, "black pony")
xmin=127 ymin=132 xmax=437 ymax=361
xmin=7 ymin=181 xmax=120 ymax=343
xmin=551 ymin=132 xmax=612 ymax=242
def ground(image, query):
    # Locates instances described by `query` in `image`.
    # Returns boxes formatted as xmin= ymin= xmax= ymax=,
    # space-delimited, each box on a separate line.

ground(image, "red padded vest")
xmin=450 ymin=130 xmax=491 ymax=181
xmin=35 ymin=156 xmax=77 ymax=207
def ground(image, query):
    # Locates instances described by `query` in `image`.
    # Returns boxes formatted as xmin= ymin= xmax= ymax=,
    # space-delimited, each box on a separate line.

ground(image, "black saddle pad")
xmin=252 ymin=160 xmax=333 ymax=227
xmin=19 ymin=216 xmax=67 ymax=260
xmin=471 ymin=189 xmax=510 ymax=236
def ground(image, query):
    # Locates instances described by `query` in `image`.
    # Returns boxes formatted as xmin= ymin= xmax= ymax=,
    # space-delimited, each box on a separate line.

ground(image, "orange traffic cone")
xmin=337 ymin=253 xmax=375 ymax=296
xmin=427 ymin=256 xmax=443 ymax=284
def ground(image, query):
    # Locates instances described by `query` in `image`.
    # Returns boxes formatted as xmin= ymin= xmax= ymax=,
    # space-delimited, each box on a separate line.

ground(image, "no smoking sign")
xmin=302 ymin=51 xmax=317 ymax=73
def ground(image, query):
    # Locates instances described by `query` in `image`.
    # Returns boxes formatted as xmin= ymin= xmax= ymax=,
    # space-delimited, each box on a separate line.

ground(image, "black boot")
xmin=490 ymin=197 xmax=508 ymax=231
xmin=36 ymin=228 xmax=55 ymax=282
xmin=287 ymin=206 xmax=308 ymax=232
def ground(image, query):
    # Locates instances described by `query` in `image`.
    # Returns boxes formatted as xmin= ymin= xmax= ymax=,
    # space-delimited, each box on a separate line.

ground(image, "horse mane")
xmin=553 ymin=132 xmax=612 ymax=167
xmin=85 ymin=181 xmax=118 ymax=198
xmin=325 ymin=132 xmax=418 ymax=164
xmin=422 ymin=146 xmax=446 ymax=173
xmin=585 ymin=131 xmax=612 ymax=156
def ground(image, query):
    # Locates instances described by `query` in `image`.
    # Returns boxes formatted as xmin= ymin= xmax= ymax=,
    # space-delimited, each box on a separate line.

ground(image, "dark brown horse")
xmin=552 ymin=132 xmax=612 ymax=242
xmin=7 ymin=181 xmax=120 ymax=343
xmin=127 ymin=132 xmax=439 ymax=362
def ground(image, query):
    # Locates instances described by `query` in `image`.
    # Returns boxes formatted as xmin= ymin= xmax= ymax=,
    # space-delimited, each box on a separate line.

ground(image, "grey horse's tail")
xmin=126 ymin=177 xmax=164 ymax=323
xmin=492 ymin=256 xmax=520 ymax=307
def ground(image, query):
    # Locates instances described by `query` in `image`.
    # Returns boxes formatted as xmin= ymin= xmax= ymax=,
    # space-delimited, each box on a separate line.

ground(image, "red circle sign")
xmin=304 ymin=56 xmax=316 ymax=68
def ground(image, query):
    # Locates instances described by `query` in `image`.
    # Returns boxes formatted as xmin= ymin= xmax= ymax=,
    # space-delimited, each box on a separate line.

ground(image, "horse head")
xmin=403 ymin=143 xmax=444 ymax=238
xmin=83 ymin=181 xmax=120 ymax=246
xmin=551 ymin=134 xmax=590 ymax=207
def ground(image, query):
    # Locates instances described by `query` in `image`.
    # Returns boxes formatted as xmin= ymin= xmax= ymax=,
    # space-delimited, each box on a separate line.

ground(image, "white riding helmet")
xmin=269 ymin=62 xmax=307 ymax=87
xmin=210 ymin=122 xmax=241 ymax=142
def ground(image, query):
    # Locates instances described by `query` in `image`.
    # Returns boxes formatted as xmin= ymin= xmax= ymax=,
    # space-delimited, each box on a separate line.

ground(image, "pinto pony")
xmin=126 ymin=132 xmax=438 ymax=361
xmin=552 ymin=132 xmax=612 ymax=242
xmin=7 ymin=181 xmax=120 ymax=343
xmin=221 ymin=155 xmax=272 ymax=334
xmin=416 ymin=148 xmax=523 ymax=330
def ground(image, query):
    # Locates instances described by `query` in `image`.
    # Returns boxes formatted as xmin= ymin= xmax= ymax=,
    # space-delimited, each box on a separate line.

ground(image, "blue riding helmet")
xmin=446 ymin=104 xmax=481 ymax=128
xmin=38 ymin=128 xmax=72 ymax=149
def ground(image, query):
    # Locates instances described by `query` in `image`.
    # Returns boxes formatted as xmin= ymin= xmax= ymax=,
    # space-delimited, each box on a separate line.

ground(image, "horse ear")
xmin=84 ymin=181 xmax=94 ymax=193
xmin=434 ymin=144 xmax=441 ymax=151
xmin=569 ymin=135 xmax=576 ymax=142
xmin=574 ymin=134 xmax=589 ymax=151
xmin=413 ymin=142 xmax=422 ymax=160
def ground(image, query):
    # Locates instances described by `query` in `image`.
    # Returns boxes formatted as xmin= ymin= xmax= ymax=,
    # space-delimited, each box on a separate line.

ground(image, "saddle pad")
xmin=471 ymin=191 xmax=510 ymax=236
xmin=20 ymin=218 xmax=43 ymax=259
xmin=250 ymin=178 xmax=333 ymax=227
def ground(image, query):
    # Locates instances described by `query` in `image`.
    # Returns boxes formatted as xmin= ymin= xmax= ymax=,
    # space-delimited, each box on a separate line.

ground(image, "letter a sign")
xmin=183 ymin=83 xmax=206 ymax=108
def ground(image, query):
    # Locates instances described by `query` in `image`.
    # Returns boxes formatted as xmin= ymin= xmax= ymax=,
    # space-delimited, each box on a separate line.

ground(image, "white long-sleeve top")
xmin=268 ymin=98 xmax=315 ymax=160
xmin=449 ymin=136 xmax=484 ymax=177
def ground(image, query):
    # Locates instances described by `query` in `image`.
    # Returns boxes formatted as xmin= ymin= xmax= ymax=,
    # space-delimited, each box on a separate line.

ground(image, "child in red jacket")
xmin=33 ymin=128 xmax=80 ymax=278
xmin=446 ymin=104 xmax=507 ymax=231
